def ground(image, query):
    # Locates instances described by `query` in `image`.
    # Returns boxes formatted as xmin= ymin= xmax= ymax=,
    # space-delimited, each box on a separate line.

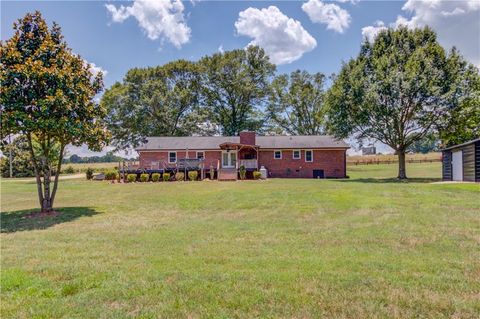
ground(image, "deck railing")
xmin=239 ymin=159 xmax=258 ymax=169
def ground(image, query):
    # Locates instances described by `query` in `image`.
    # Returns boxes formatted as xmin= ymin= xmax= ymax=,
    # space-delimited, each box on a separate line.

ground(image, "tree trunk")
xmin=26 ymin=134 xmax=45 ymax=210
xmin=397 ymin=150 xmax=407 ymax=179
xmin=26 ymin=134 xmax=64 ymax=213
xmin=49 ymin=144 xmax=66 ymax=210
xmin=41 ymin=154 xmax=51 ymax=213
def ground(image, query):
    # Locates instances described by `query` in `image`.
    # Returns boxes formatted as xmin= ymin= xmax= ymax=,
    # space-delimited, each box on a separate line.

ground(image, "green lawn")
xmin=1 ymin=163 xmax=479 ymax=318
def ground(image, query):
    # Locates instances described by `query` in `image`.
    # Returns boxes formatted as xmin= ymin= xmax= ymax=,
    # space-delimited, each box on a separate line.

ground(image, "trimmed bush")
xmin=64 ymin=166 xmax=75 ymax=174
xmin=151 ymin=173 xmax=160 ymax=182
xmin=162 ymin=173 xmax=170 ymax=182
xmin=253 ymin=171 xmax=262 ymax=180
xmin=105 ymin=170 xmax=118 ymax=181
xmin=239 ymin=165 xmax=246 ymax=180
xmin=188 ymin=171 xmax=198 ymax=181
xmin=86 ymin=168 xmax=94 ymax=180
xmin=175 ymin=172 xmax=185 ymax=181
xmin=127 ymin=174 xmax=137 ymax=183
xmin=140 ymin=173 xmax=149 ymax=182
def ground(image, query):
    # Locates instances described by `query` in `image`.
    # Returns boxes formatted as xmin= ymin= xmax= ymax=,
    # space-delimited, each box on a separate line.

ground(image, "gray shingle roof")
xmin=136 ymin=135 xmax=349 ymax=150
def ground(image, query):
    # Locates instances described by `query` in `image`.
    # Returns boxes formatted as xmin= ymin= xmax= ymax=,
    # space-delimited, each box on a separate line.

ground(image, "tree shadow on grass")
xmin=1 ymin=207 xmax=99 ymax=233
xmin=339 ymin=177 xmax=441 ymax=184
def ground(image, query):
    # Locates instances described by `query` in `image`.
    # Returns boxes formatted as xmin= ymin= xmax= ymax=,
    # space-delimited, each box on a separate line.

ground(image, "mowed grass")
xmin=62 ymin=162 xmax=118 ymax=173
xmin=347 ymin=152 xmax=441 ymax=164
xmin=1 ymin=163 xmax=479 ymax=318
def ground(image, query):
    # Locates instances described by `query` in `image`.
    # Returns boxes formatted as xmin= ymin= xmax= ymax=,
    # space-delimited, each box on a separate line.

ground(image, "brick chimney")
xmin=239 ymin=131 xmax=256 ymax=145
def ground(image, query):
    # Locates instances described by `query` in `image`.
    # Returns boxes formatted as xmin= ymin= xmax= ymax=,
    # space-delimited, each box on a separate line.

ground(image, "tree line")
xmin=101 ymin=46 xmax=330 ymax=148
xmin=64 ymin=152 xmax=136 ymax=164
xmin=102 ymin=26 xmax=479 ymax=179
xmin=1 ymin=12 xmax=479 ymax=212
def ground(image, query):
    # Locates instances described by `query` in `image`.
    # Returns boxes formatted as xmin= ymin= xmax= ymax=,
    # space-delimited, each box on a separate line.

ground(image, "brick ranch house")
xmin=133 ymin=131 xmax=349 ymax=180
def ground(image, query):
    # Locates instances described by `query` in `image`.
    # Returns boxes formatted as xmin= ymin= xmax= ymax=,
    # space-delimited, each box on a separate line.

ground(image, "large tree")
xmin=326 ymin=26 xmax=479 ymax=179
xmin=0 ymin=12 xmax=108 ymax=213
xmin=268 ymin=70 xmax=327 ymax=135
xmin=437 ymin=51 xmax=480 ymax=147
xmin=102 ymin=60 xmax=206 ymax=149
xmin=199 ymin=46 xmax=275 ymax=136
xmin=0 ymin=136 xmax=34 ymax=178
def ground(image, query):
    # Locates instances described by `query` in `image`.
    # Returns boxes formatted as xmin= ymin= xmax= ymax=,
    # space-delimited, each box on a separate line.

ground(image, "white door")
xmin=222 ymin=151 xmax=237 ymax=168
xmin=452 ymin=150 xmax=463 ymax=181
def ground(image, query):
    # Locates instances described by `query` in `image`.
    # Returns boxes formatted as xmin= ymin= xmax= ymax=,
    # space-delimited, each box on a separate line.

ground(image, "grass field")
xmin=347 ymin=152 xmax=441 ymax=164
xmin=1 ymin=162 xmax=479 ymax=318
xmin=62 ymin=162 xmax=118 ymax=173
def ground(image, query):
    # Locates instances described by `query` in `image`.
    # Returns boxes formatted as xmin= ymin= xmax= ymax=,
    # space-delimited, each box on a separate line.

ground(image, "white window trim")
xmin=196 ymin=151 xmax=205 ymax=160
xmin=168 ymin=151 xmax=177 ymax=163
xmin=274 ymin=150 xmax=282 ymax=160
xmin=292 ymin=150 xmax=301 ymax=160
xmin=305 ymin=150 xmax=313 ymax=162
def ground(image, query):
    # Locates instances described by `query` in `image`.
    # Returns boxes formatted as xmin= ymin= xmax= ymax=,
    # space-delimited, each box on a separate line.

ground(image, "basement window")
xmin=274 ymin=150 xmax=282 ymax=159
xmin=168 ymin=152 xmax=177 ymax=163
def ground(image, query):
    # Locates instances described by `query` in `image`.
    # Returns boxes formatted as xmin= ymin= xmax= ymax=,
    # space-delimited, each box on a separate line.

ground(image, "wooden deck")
xmin=218 ymin=168 xmax=237 ymax=181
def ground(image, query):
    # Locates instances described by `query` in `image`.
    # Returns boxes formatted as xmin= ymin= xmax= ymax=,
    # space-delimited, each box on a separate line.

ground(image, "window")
xmin=305 ymin=150 xmax=313 ymax=162
xmin=293 ymin=150 xmax=301 ymax=159
xmin=168 ymin=152 xmax=177 ymax=163
xmin=274 ymin=150 xmax=282 ymax=159
xmin=196 ymin=151 xmax=204 ymax=160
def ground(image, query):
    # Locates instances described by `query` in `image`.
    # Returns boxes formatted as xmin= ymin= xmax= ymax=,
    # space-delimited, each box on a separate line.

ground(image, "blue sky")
xmin=2 ymin=0 xmax=479 ymax=156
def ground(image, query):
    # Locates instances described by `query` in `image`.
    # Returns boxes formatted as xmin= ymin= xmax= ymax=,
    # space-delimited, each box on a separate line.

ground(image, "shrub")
xmin=64 ymin=166 xmax=75 ymax=174
xmin=105 ymin=170 xmax=118 ymax=181
xmin=239 ymin=165 xmax=246 ymax=180
xmin=140 ymin=173 xmax=149 ymax=182
xmin=175 ymin=172 xmax=185 ymax=181
xmin=188 ymin=171 xmax=198 ymax=181
xmin=127 ymin=174 xmax=136 ymax=183
xmin=86 ymin=168 xmax=94 ymax=180
xmin=151 ymin=173 xmax=160 ymax=182
xmin=253 ymin=171 xmax=262 ymax=180
xmin=162 ymin=173 xmax=170 ymax=182
xmin=209 ymin=166 xmax=215 ymax=180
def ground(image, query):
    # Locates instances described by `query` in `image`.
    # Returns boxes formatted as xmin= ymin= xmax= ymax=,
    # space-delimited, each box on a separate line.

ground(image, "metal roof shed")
xmin=442 ymin=138 xmax=480 ymax=182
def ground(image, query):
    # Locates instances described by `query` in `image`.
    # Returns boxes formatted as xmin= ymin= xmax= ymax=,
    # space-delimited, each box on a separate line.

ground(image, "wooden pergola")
xmin=218 ymin=142 xmax=260 ymax=170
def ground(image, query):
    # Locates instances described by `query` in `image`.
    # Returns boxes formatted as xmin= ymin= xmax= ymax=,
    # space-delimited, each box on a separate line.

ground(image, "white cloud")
xmin=218 ymin=45 xmax=224 ymax=54
xmin=88 ymin=62 xmax=108 ymax=77
xmin=81 ymin=59 xmax=107 ymax=79
xmin=361 ymin=20 xmax=387 ymax=42
xmin=302 ymin=0 xmax=351 ymax=33
xmin=105 ymin=0 xmax=191 ymax=48
xmin=362 ymin=0 xmax=479 ymax=66
xmin=335 ymin=0 xmax=359 ymax=4
xmin=235 ymin=6 xmax=317 ymax=65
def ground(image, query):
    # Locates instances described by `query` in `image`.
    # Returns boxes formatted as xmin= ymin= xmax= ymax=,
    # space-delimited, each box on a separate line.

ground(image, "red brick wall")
xmin=258 ymin=149 xmax=346 ymax=178
xmin=139 ymin=151 xmax=221 ymax=169
xmin=239 ymin=131 xmax=256 ymax=145
xmin=139 ymin=148 xmax=346 ymax=178
xmin=203 ymin=151 xmax=222 ymax=168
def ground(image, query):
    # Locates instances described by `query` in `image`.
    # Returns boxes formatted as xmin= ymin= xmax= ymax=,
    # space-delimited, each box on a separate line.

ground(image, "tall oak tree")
xmin=199 ymin=46 xmax=275 ymax=136
xmin=326 ymin=27 xmax=479 ymax=179
xmin=268 ymin=70 xmax=327 ymax=135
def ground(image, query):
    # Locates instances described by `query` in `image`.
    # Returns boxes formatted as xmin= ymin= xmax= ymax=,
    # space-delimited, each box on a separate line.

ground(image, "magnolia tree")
xmin=326 ymin=26 xmax=479 ymax=179
xmin=0 ymin=12 xmax=109 ymax=213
